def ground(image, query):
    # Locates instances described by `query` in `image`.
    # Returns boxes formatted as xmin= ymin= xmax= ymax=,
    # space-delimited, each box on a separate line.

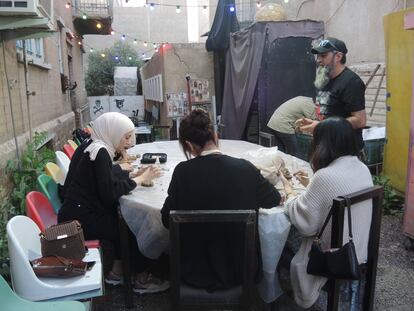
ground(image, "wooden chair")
xmin=169 ymin=210 xmax=257 ymax=311
xmin=326 ymin=185 xmax=383 ymax=311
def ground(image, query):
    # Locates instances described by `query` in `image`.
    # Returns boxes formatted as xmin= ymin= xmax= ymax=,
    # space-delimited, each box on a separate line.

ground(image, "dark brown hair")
xmin=309 ymin=117 xmax=359 ymax=172
xmin=179 ymin=109 xmax=215 ymax=159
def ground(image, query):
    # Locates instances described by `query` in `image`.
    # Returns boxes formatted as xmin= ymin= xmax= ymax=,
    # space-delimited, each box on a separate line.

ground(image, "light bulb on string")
xmin=110 ymin=30 xmax=115 ymax=35
xmin=65 ymin=2 xmax=70 ymax=9
xmin=90 ymin=48 xmax=94 ymax=53
xmin=121 ymin=34 xmax=126 ymax=40
xmin=229 ymin=5 xmax=235 ymax=12
xmin=142 ymin=53 xmax=146 ymax=58
xmin=153 ymin=43 xmax=157 ymax=48
xmin=176 ymin=5 xmax=181 ymax=13
xmin=96 ymin=23 xmax=102 ymax=29
xmin=202 ymin=5 xmax=207 ymax=13
xmin=155 ymin=48 xmax=158 ymax=52
xmin=143 ymin=41 xmax=148 ymax=47
xmin=77 ymin=41 xmax=82 ymax=45
xmin=284 ymin=0 xmax=289 ymax=2
xmin=101 ymin=53 xmax=106 ymax=58
xmin=162 ymin=43 xmax=167 ymax=48
xmin=256 ymin=1 xmax=261 ymax=8
xmin=128 ymin=56 xmax=132 ymax=60
xmin=133 ymin=39 xmax=137 ymax=44
xmin=82 ymin=14 xmax=87 ymax=19
xmin=115 ymin=56 xmax=119 ymax=61
xmin=149 ymin=3 xmax=155 ymax=10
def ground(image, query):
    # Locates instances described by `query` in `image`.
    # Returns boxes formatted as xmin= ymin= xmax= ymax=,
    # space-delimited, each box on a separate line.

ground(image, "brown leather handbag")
xmin=40 ymin=220 xmax=86 ymax=260
xmin=30 ymin=255 xmax=93 ymax=278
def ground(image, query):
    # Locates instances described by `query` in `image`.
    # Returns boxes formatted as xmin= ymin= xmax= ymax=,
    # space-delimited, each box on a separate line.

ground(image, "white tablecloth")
xmin=119 ymin=139 xmax=311 ymax=302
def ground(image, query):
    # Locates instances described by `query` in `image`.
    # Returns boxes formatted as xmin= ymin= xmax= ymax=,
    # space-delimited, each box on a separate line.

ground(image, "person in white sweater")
xmin=280 ymin=116 xmax=373 ymax=309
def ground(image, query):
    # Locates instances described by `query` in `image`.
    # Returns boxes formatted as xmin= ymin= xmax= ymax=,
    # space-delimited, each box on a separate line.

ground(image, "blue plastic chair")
xmin=0 ymin=275 xmax=86 ymax=310
xmin=37 ymin=174 xmax=61 ymax=213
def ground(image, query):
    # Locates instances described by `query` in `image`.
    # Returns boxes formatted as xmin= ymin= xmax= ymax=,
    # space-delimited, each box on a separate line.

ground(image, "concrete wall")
xmin=140 ymin=43 xmax=214 ymax=131
xmin=0 ymin=1 xmax=88 ymax=170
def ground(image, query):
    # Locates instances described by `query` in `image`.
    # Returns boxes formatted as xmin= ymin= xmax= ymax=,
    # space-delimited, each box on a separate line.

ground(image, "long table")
xmin=119 ymin=139 xmax=311 ymax=306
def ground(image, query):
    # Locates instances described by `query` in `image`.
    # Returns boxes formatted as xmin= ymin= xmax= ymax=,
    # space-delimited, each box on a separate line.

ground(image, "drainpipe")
xmin=22 ymin=40 xmax=33 ymax=142
xmin=1 ymin=40 xmax=21 ymax=169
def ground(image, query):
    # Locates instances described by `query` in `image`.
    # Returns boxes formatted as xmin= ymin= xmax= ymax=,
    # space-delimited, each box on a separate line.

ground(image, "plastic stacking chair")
xmin=37 ymin=174 xmax=61 ymax=213
xmin=45 ymin=162 xmax=65 ymax=185
xmin=7 ymin=216 xmax=103 ymax=301
xmin=55 ymin=151 xmax=70 ymax=181
xmin=63 ymin=144 xmax=75 ymax=160
xmin=68 ymin=139 xmax=78 ymax=150
xmin=26 ymin=191 xmax=57 ymax=232
xmin=0 ymin=275 xmax=86 ymax=311
xmin=74 ymin=137 xmax=81 ymax=146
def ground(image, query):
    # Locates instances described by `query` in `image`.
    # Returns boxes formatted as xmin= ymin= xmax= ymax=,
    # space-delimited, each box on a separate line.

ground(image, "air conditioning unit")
xmin=0 ymin=0 xmax=53 ymax=19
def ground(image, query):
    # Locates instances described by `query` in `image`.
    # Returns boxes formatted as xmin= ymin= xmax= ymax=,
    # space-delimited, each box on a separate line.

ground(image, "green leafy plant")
xmin=373 ymin=175 xmax=404 ymax=216
xmin=85 ymin=41 xmax=143 ymax=96
xmin=0 ymin=132 xmax=55 ymax=277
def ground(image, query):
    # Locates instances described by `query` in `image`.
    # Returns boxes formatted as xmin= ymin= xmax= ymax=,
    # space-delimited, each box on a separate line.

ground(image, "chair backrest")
xmin=63 ymin=144 xmax=75 ymax=160
xmin=45 ymin=162 xmax=65 ymax=185
xmin=169 ymin=209 xmax=257 ymax=311
xmin=37 ymin=174 xmax=62 ymax=213
xmin=326 ymin=185 xmax=384 ymax=311
xmin=67 ymin=139 xmax=78 ymax=150
xmin=26 ymin=191 xmax=57 ymax=232
xmin=55 ymin=150 xmax=70 ymax=178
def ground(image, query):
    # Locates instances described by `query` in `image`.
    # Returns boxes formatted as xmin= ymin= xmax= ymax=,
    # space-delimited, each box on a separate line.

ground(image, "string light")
xmin=78 ymin=41 xmax=82 ymax=45
xmin=176 ymin=5 xmax=181 ymax=13
xmin=101 ymin=53 xmax=106 ymax=57
xmin=229 ymin=5 xmax=235 ymax=12
xmin=110 ymin=30 xmax=115 ymax=35
xmin=284 ymin=0 xmax=289 ymax=2
xmin=256 ymin=1 xmax=261 ymax=8
xmin=203 ymin=5 xmax=207 ymax=11
xmin=143 ymin=41 xmax=148 ymax=47
xmin=82 ymin=13 xmax=87 ymax=19
xmin=155 ymin=48 xmax=159 ymax=52
xmin=96 ymin=23 xmax=102 ymax=29
xmin=142 ymin=53 xmax=146 ymax=57
xmin=115 ymin=56 xmax=119 ymax=60
xmin=153 ymin=43 xmax=157 ymax=48
xmin=133 ymin=39 xmax=137 ymax=44
xmin=128 ymin=56 xmax=132 ymax=60
xmin=90 ymin=48 xmax=94 ymax=52
xmin=149 ymin=3 xmax=155 ymax=10
xmin=65 ymin=2 xmax=70 ymax=9
xmin=121 ymin=34 xmax=126 ymax=40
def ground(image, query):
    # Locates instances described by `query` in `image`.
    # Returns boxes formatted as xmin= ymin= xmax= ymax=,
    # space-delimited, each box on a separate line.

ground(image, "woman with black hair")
xmin=280 ymin=117 xmax=373 ymax=309
xmin=161 ymin=109 xmax=281 ymax=291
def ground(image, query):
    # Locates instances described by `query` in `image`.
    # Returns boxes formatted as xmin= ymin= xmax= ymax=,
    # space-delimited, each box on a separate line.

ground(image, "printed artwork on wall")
xmin=190 ymin=79 xmax=209 ymax=102
xmin=88 ymin=96 xmax=144 ymax=121
xmin=166 ymin=92 xmax=188 ymax=118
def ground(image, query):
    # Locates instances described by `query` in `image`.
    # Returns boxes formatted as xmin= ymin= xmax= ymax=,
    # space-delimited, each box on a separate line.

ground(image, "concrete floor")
xmin=92 ymin=215 xmax=414 ymax=311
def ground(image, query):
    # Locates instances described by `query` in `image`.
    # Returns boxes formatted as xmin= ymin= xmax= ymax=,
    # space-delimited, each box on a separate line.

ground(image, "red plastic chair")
xmin=25 ymin=191 xmax=57 ymax=232
xmin=63 ymin=144 xmax=75 ymax=160
xmin=25 ymin=191 xmax=100 ymax=248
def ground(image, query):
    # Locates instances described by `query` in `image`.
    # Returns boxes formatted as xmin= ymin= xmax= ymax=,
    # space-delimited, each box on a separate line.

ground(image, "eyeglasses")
xmin=318 ymin=39 xmax=339 ymax=51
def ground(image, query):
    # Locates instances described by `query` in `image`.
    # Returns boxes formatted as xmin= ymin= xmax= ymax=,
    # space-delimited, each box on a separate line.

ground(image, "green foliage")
xmin=85 ymin=41 xmax=143 ymax=96
xmin=0 ymin=132 xmax=55 ymax=276
xmin=373 ymin=175 xmax=403 ymax=216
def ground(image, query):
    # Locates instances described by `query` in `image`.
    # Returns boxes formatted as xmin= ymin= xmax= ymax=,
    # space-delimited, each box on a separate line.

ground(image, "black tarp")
xmin=206 ymin=0 xmax=239 ymax=51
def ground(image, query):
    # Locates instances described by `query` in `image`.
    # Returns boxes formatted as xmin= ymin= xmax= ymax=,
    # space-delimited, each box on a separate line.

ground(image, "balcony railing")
xmin=72 ymin=0 xmax=113 ymax=35
xmin=72 ymin=0 xmax=113 ymax=18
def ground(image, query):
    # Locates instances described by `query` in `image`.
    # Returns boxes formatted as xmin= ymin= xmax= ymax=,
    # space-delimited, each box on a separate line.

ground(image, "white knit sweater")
xmin=286 ymin=156 xmax=373 ymax=308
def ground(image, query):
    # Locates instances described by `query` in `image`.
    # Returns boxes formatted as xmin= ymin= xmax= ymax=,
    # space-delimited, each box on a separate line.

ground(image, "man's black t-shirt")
xmin=316 ymin=67 xmax=366 ymax=149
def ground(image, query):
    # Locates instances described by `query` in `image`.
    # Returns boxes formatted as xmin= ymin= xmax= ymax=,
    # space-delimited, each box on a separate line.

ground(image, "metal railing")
xmin=72 ymin=0 xmax=113 ymax=17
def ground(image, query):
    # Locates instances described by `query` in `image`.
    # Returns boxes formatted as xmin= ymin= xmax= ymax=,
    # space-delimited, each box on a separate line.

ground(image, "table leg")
xmin=118 ymin=209 xmax=133 ymax=308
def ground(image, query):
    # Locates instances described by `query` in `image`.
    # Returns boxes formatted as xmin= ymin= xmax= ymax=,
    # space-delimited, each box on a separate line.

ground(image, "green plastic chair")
xmin=37 ymin=174 xmax=62 ymax=213
xmin=0 ymin=275 xmax=86 ymax=311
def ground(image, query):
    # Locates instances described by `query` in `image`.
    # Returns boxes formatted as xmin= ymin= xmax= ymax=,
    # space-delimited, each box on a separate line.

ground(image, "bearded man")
xmin=296 ymin=37 xmax=366 ymax=150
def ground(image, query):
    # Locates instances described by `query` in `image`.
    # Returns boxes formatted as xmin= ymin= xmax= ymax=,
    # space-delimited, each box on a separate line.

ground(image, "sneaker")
xmin=133 ymin=273 xmax=170 ymax=294
xmin=105 ymin=271 xmax=123 ymax=286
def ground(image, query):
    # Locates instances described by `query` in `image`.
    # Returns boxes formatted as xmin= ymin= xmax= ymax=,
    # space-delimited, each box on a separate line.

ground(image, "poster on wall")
xmin=109 ymin=96 xmax=145 ymax=119
xmin=166 ymin=92 xmax=188 ymax=118
xmin=89 ymin=96 xmax=110 ymax=120
xmin=190 ymin=79 xmax=209 ymax=102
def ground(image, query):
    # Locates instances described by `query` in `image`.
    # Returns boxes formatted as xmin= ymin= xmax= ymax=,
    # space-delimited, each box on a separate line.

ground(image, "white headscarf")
xmin=84 ymin=112 xmax=135 ymax=161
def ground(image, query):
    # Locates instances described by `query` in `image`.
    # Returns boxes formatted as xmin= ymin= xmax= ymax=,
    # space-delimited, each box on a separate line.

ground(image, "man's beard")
xmin=314 ymin=65 xmax=331 ymax=90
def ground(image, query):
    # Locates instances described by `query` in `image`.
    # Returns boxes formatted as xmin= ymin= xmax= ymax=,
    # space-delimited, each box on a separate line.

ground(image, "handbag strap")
xmin=316 ymin=196 xmax=353 ymax=240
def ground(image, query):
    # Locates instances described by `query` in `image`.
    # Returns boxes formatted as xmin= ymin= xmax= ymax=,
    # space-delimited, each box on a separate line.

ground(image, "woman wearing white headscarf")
xmin=58 ymin=112 xmax=161 ymax=288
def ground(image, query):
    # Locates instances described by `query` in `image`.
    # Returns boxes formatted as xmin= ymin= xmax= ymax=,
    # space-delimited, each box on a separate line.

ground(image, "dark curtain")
xmin=221 ymin=20 xmax=324 ymax=139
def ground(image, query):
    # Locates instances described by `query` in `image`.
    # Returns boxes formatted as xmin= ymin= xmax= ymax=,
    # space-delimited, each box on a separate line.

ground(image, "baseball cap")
xmin=311 ymin=37 xmax=348 ymax=54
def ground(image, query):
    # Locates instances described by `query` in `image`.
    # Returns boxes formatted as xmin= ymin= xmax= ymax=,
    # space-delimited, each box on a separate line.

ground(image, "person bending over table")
xmin=161 ymin=109 xmax=281 ymax=292
xmin=58 ymin=112 xmax=168 ymax=293
xmin=279 ymin=117 xmax=373 ymax=309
